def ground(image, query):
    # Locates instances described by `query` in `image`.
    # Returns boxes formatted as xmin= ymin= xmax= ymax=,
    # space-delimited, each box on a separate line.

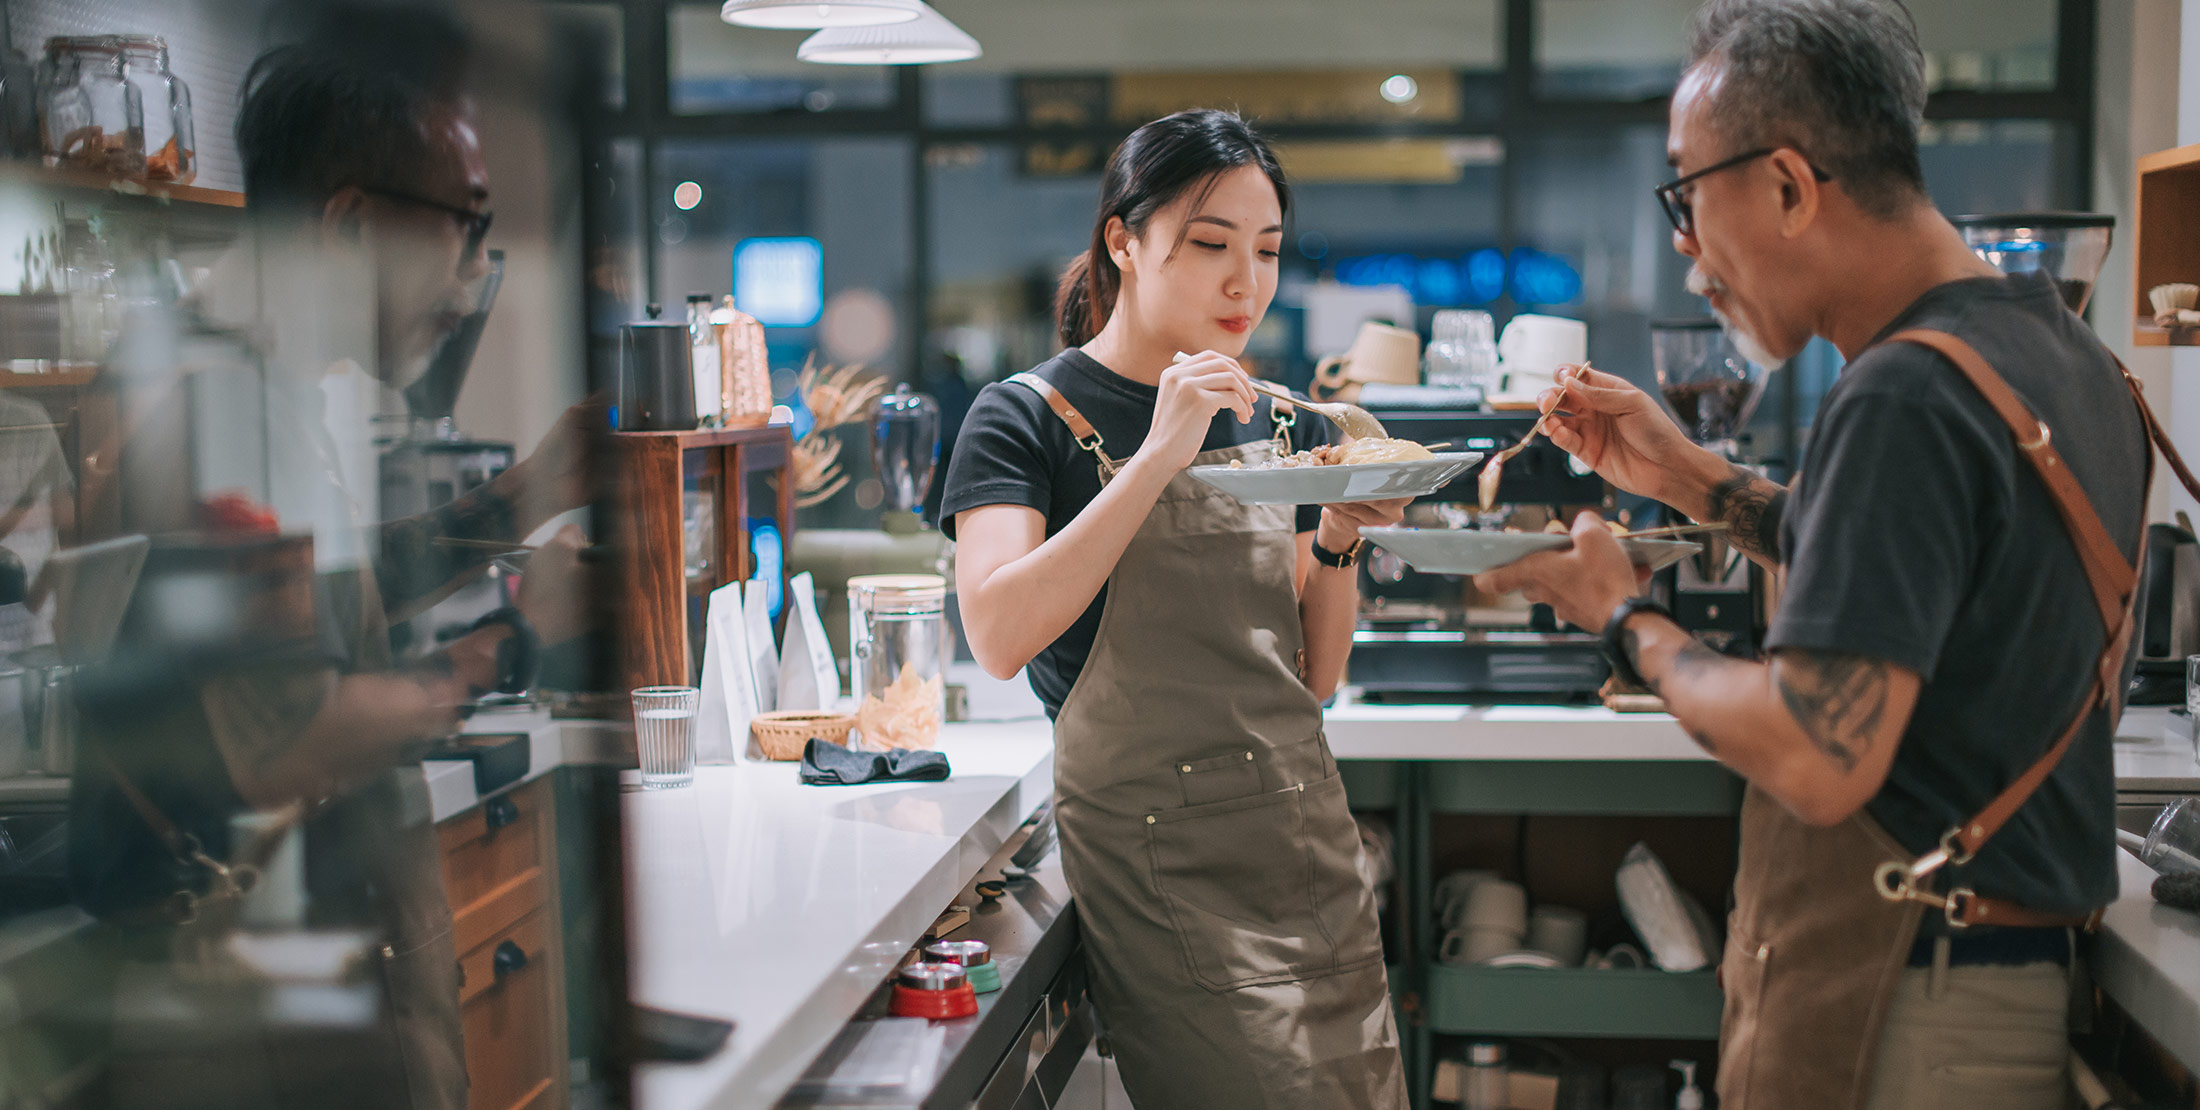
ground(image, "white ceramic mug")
xmin=1439 ymin=925 xmax=1523 ymax=966
xmin=1496 ymin=313 xmax=1587 ymax=391
xmin=1529 ymin=905 xmax=1589 ymax=967
xmin=1434 ymin=869 xmax=1496 ymax=929
xmin=1313 ymin=320 xmax=1421 ymax=400
xmin=1460 ymin=878 xmax=1530 ymax=935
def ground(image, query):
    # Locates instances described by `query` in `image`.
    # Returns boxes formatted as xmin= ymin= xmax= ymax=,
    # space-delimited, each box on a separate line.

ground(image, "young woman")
xmin=943 ymin=109 xmax=1409 ymax=1109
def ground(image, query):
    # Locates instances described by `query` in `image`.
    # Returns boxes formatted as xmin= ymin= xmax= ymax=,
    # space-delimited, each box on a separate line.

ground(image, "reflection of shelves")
xmin=1425 ymin=965 xmax=1721 ymax=1039
xmin=2135 ymin=142 xmax=2200 ymax=346
xmin=0 ymin=161 xmax=244 ymax=208
xmin=0 ymin=366 xmax=98 ymax=390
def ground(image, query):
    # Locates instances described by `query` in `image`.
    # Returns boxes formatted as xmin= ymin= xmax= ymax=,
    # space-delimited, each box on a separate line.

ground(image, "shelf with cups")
xmin=2134 ymin=142 xmax=2200 ymax=346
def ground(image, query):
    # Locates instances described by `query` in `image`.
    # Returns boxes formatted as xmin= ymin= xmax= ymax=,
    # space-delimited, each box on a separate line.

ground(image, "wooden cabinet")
xmin=608 ymin=424 xmax=796 ymax=691
xmin=2135 ymin=142 xmax=2200 ymax=346
xmin=438 ymin=776 xmax=568 ymax=1110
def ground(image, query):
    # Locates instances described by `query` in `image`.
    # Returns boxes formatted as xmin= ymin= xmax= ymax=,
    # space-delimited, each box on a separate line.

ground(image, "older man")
xmin=1476 ymin=2 xmax=2171 ymax=1108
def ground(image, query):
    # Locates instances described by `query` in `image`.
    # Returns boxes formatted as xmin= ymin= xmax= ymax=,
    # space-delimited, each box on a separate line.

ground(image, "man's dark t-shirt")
xmin=941 ymin=349 xmax=1330 ymax=719
xmin=1766 ymin=272 xmax=2147 ymax=918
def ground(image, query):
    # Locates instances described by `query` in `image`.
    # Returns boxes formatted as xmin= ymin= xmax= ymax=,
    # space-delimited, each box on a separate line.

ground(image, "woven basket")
xmin=751 ymin=710 xmax=857 ymax=761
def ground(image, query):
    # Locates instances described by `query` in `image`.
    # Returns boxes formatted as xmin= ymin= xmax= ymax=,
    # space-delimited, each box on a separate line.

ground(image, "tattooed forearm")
xmin=1704 ymin=464 xmax=1787 ymax=562
xmin=1773 ymin=650 xmax=1889 ymax=773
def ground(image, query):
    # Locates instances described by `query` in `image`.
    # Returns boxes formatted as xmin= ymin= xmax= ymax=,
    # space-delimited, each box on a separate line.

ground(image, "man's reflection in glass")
xmin=66 ymin=6 xmax=591 ymax=1107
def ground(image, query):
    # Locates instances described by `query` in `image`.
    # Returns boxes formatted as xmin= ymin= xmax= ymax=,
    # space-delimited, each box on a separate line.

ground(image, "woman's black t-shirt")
xmin=941 ymin=349 xmax=1329 ymax=719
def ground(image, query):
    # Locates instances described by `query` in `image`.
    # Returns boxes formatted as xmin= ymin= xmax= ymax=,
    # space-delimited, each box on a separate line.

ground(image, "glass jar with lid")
xmin=870 ymin=383 xmax=940 ymax=520
xmin=37 ymin=37 xmax=143 ymax=177
xmin=847 ymin=573 xmax=948 ymax=750
xmin=116 ymin=36 xmax=193 ymax=183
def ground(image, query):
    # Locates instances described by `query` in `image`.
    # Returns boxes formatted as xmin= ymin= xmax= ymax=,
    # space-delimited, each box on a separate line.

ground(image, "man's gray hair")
xmin=1686 ymin=0 xmax=1929 ymax=219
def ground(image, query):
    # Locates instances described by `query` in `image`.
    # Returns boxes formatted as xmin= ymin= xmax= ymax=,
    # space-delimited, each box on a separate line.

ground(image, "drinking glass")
xmin=632 ymin=686 xmax=699 ymax=789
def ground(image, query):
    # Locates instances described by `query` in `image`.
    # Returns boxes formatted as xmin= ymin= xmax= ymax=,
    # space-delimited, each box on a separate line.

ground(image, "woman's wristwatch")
xmin=1311 ymin=535 xmax=1366 ymax=569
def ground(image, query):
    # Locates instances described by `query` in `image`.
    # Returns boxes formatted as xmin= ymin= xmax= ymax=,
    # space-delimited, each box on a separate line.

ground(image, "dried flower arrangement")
xmin=786 ymin=359 xmax=886 ymax=509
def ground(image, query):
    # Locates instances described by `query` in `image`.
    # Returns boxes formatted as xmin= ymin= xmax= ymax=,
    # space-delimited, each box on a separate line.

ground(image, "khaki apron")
xmin=1715 ymin=329 xmax=2172 ymax=1110
xmin=1010 ymin=373 xmax=1406 ymax=1110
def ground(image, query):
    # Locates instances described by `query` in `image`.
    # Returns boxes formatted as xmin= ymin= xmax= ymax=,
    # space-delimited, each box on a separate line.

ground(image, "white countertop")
xmin=623 ymin=713 xmax=1055 ymax=1110
xmin=2113 ymin=706 xmax=2200 ymax=794
xmin=1323 ymin=695 xmax=1712 ymax=762
xmin=2094 ymin=848 xmax=2200 ymax=1074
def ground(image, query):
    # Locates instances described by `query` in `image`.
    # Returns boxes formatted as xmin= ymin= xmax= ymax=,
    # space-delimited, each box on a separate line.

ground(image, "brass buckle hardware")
xmin=1872 ymin=826 xmax=1978 ymax=927
xmin=2018 ymin=420 xmax=2052 ymax=451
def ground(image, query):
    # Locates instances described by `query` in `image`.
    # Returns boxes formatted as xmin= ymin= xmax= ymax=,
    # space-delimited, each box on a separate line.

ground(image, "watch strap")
xmin=1311 ymin=535 xmax=1365 ymax=569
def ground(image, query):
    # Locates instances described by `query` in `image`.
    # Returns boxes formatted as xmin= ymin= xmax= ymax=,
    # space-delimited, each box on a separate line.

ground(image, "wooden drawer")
xmin=460 ymin=909 xmax=559 ymax=1110
xmin=440 ymin=777 xmax=552 ymax=954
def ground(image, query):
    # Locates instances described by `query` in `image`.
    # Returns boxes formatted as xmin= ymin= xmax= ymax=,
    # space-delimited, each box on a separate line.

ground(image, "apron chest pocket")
xmin=1145 ymin=775 xmax=1382 ymax=991
xmin=1176 ymin=751 xmax=1262 ymax=806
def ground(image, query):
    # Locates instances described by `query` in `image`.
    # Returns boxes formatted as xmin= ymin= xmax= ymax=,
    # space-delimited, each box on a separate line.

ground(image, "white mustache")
xmin=1685 ymin=266 xmax=1780 ymax=367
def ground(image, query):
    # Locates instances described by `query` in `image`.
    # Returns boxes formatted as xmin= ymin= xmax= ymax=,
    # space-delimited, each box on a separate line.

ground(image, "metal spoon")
xmin=1477 ymin=373 xmax=1578 ymax=512
xmin=1172 ymin=352 xmax=1389 ymax=441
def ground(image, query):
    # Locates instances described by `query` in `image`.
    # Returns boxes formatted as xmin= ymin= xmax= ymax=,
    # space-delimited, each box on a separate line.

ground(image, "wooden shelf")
xmin=1426 ymin=965 xmax=1722 ymax=1039
xmin=0 ymin=160 xmax=244 ymax=208
xmin=610 ymin=422 xmax=785 ymax=449
xmin=2134 ymin=142 xmax=2200 ymax=345
xmin=0 ymin=366 xmax=98 ymax=389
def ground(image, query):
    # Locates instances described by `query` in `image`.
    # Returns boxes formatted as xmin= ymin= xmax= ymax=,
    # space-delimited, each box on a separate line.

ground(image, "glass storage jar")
xmin=117 ymin=36 xmax=192 ymax=183
xmin=38 ymin=37 xmax=143 ymax=177
xmin=847 ymin=573 xmax=947 ymax=750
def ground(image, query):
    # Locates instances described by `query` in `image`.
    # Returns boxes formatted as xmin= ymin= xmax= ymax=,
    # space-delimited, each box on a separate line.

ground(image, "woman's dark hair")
xmin=1054 ymin=109 xmax=1290 ymax=349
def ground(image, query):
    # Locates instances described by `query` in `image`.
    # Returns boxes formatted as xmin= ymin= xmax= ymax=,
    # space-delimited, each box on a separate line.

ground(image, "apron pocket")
xmin=1147 ymin=784 xmax=1330 ymax=991
xmin=1146 ymin=775 xmax=1379 ymax=991
xmin=1177 ymin=751 xmax=1263 ymax=806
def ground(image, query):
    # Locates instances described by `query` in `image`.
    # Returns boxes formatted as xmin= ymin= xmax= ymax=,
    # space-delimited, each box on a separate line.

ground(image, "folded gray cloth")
xmin=799 ymin=738 xmax=951 ymax=785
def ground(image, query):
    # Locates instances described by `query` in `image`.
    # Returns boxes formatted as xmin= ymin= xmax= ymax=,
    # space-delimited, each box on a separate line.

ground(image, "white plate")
xmin=1186 ymin=452 xmax=1483 ymax=505
xmin=1359 ymin=526 xmax=1702 ymax=577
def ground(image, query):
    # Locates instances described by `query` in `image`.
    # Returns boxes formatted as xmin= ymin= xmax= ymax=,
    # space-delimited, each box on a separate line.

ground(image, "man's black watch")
xmin=1312 ymin=535 xmax=1366 ymax=569
xmin=469 ymin=606 xmax=540 ymax=695
xmin=1599 ymin=596 xmax=1671 ymax=690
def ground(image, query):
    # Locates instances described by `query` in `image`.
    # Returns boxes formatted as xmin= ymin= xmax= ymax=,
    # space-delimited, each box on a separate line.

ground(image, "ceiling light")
xmin=1380 ymin=75 xmax=1419 ymax=104
xmin=674 ymin=181 xmax=703 ymax=210
xmin=798 ymin=2 xmax=980 ymax=65
xmin=720 ymin=0 xmax=922 ymax=30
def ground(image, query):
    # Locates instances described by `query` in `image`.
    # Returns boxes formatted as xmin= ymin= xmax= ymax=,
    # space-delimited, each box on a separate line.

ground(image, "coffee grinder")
xmin=1649 ymin=319 xmax=1774 ymax=657
xmin=377 ymin=251 xmax=517 ymax=657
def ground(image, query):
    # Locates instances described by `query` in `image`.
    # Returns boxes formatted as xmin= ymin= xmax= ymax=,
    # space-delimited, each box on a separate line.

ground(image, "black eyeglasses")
xmin=362 ymin=187 xmax=494 ymax=255
xmin=1653 ymin=148 xmax=1832 ymax=237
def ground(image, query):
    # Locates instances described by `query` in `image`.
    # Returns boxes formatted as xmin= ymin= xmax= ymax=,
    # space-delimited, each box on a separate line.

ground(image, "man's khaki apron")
xmin=1715 ymin=329 xmax=2171 ymax=1110
xmin=1011 ymin=373 xmax=1406 ymax=1110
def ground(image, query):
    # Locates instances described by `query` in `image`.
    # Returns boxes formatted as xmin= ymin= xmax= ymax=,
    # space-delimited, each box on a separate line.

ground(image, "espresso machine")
xmin=1348 ymin=394 xmax=1615 ymax=701
xmin=1647 ymin=318 xmax=1774 ymax=658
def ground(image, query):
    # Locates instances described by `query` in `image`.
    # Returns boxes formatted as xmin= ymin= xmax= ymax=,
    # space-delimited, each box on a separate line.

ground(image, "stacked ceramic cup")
xmin=1434 ymin=868 xmax=1591 ymax=968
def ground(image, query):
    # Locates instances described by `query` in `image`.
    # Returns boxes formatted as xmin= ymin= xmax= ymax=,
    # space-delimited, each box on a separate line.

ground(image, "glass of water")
xmin=632 ymin=686 xmax=699 ymax=789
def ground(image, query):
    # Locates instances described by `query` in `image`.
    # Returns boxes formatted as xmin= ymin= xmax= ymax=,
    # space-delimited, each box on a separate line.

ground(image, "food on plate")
xmin=857 ymin=661 xmax=943 ymax=750
xmin=1227 ymin=437 xmax=1436 ymax=470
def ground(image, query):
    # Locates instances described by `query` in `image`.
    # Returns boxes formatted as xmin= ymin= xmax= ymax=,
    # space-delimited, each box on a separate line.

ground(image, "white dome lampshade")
xmin=720 ymin=0 xmax=923 ymax=30
xmin=797 ymin=3 xmax=980 ymax=64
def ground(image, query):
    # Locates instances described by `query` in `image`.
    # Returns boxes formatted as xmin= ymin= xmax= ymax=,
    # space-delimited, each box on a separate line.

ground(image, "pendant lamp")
xmin=797 ymin=2 xmax=979 ymax=64
xmin=720 ymin=0 xmax=923 ymax=30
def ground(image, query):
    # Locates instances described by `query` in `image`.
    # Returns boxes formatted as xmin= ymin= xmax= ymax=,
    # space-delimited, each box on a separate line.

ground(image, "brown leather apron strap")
xmin=1867 ymin=329 xmax=2147 ymax=928
xmin=1007 ymin=371 xmax=1121 ymax=480
xmin=1887 ymin=330 xmax=2133 ymax=639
